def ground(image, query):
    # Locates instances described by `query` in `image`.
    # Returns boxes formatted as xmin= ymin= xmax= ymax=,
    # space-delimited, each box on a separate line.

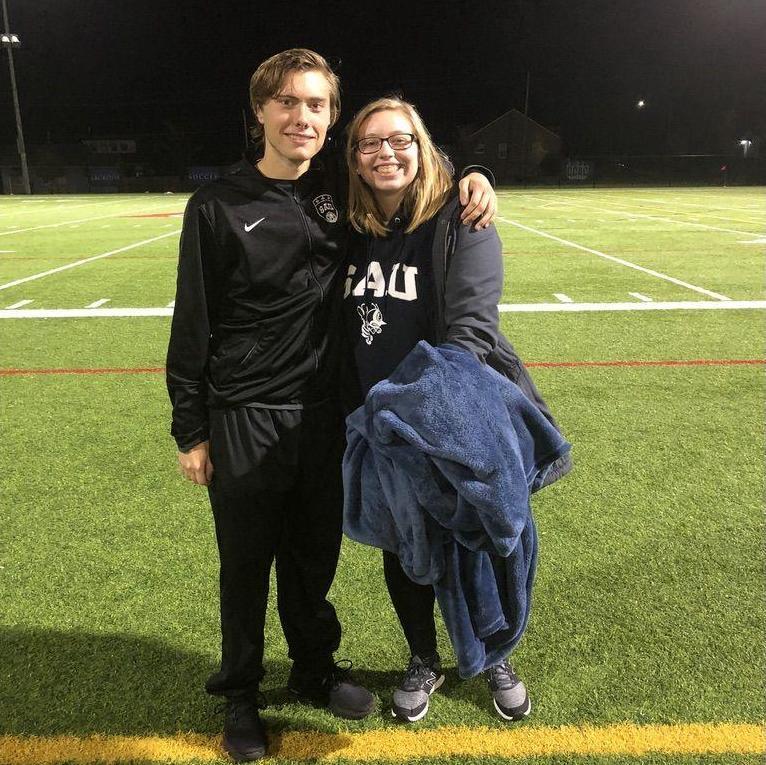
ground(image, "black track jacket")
xmin=166 ymin=153 xmax=348 ymax=452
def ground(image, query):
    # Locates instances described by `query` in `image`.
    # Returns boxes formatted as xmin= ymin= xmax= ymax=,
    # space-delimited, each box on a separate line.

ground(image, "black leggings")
xmin=383 ymin=550 xmax=439 ymax=660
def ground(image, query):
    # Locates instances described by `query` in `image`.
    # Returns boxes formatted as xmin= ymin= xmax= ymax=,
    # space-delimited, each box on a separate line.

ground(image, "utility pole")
xmin=1 ymin=0 xmax=31 ymax=194
xmin=520 ymin=70 xmax=531 ymax=186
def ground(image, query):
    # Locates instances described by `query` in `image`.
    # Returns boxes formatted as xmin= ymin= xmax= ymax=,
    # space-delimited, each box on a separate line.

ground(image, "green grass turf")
xmin=0 ymin=309 xmax=760 ymax=371
xmin=2 ymin=189 xmax=764 ymax=308
xmin=0 ymin=190 xmax=764 ymax=761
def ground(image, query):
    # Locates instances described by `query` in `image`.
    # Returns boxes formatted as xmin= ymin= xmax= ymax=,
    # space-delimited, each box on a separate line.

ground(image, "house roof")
xmin=466 ymin=109 xmax=560 ymax=140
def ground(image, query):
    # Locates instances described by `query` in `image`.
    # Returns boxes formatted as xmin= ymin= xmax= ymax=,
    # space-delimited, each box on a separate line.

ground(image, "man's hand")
xmin=178 ymin=441 xmax=214 ymax=486
xmin=458 ymin=172 xmax=497 ymax=229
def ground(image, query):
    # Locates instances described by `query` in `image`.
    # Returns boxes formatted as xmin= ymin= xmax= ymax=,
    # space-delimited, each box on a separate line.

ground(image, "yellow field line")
xmin=0 ymin=723 xmax=763 ymax=764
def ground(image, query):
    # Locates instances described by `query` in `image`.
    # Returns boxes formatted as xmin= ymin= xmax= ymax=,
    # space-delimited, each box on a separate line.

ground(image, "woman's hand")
xmin=458 ymin=172 xmax=497 ymax=229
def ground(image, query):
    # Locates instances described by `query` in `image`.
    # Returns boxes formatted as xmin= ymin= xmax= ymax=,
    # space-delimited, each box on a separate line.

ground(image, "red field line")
xmin=0 ymin=367 xmax=165 ymax=376
xmin=526 ymin=359 xmax=766 ymax=368
xmin=1 ymin=359 xmax=764 ymax=377
xmin=122 ymin=212 xmax=183 ymax=218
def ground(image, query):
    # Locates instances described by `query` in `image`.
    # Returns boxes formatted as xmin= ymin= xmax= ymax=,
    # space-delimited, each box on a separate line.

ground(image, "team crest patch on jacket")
xmin=313 ymin=194 xmax=339 ymax=223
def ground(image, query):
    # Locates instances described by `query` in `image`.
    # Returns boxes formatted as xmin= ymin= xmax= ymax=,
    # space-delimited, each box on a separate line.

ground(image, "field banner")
xmin=564 ymin=159 xmax=594 ymax=181
xmin=188 ymin=166 xmax=222 ymax=183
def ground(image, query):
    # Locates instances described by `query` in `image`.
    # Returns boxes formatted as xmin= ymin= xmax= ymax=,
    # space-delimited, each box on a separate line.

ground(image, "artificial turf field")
xmin=0 ymin=187 xmax=764 ymax=765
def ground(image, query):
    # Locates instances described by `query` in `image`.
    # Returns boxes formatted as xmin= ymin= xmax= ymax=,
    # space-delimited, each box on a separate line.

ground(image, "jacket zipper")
xmin=292 ymin=191 xmax=323 ymax=371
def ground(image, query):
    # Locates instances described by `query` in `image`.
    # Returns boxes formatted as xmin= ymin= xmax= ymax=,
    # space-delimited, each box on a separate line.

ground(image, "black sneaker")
xmin=486 ymin=660 xmax=531 ymax=721
xmin=288 ymin=660 xmax=376 ymax=720
xmin=220 ymin=694 xmax=268 ymax=762
xmin=391 ymin=655 xmax=445 ymax=723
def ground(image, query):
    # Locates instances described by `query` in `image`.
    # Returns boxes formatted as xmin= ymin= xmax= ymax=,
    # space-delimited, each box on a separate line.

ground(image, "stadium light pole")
xmin=1 ymin=0 xmax=31 ymax=194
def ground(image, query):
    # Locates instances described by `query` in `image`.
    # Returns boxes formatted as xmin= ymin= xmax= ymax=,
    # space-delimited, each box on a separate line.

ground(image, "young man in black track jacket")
xmin=166 ymin=49 xmax=495 ymax=762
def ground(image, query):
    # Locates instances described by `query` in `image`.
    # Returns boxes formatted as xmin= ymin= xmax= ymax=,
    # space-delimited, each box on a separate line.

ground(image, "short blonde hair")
xmin=249 ymin=49 xmax=341 ymax=144
xmin=346 ymin=97 xmax=453 ymax=236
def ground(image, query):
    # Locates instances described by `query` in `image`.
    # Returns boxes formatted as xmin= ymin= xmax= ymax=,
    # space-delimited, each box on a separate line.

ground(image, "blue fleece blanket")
xmin=343 ymin=341 xmax=571 ymax=677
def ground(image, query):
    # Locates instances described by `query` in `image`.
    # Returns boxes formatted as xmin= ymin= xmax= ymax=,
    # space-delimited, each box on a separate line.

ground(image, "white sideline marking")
xmin=0 ymin=250 xmax=15 ymax=253
xmin=498 ymin=216 xmax=732 ymax=301
xmin=739 ymin=238 xmax=766 ymax=244
xmin=629 ymin=292 xmax=653 ymax=302
xmin=554 ymin=293 xmax=574 ymax=303
xmin=86 ymin=298 xmax=110 ymax=308
xmin=6 ymin=299 xmax=32 ymax=309
xmin=0 ymin=230 xmax=181 ymax=291
xmin=3 ymin=300 xmax=766 ymax=319
xmin=497 ymin=300 xmax=766 ymax=313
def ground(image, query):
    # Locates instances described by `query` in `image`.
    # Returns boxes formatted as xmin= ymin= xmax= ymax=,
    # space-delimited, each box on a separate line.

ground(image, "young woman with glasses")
xmin=341 ymin=97 xmax=533 ymax=724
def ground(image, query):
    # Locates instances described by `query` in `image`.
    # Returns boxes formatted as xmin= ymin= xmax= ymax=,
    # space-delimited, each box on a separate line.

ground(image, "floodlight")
xmin=2 ymin=0 xmax=32 ymax=193
xmin=636 ymin=99 xmax=645 ymax=108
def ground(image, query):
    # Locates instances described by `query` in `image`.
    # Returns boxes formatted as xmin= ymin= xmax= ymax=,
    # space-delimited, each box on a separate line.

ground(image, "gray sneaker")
xmin=486 ymin=660 xmax=531 ymax=721
xmin=391 ymin=655 xmax=445 ymax=723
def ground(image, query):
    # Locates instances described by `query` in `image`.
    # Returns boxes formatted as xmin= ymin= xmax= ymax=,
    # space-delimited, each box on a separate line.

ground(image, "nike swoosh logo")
xmin=244 ymin=217 xmax=265 ymax=232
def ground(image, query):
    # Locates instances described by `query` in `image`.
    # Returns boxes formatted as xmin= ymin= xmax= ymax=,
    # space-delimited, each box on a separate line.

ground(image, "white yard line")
xmin=604 ymin=196 xmax=765 ymax=227
xmin=0 ymin=307 xmax=174 ymax=318
xmin=498 ymin=216 xmax=732 ymax=301
xmin=0 ymin=230 xmax=181 ymax=291
xmin=625 ymin=195 xmax=766 ymax=214
xmin=2 ymin=300 xmax=765 ymax=319
xmin=6 ymin=299 xmax=33 ymax=309
xmin=496 ymin=300 xmax=766 ymax=313
xmin=629 ymin=292 xmax=654 ymax=302
xmin=0 ymin=196 xmax=159 ymax=219
xmin=86 ymin=298 xmax=111 ymax=308
xmin=0 ymin=203 xmax=185 ymax=237
xmin=536 ymin=195 xmax=762 ymax=237
xmin=553 ymin=293 xmax=574 ymax=303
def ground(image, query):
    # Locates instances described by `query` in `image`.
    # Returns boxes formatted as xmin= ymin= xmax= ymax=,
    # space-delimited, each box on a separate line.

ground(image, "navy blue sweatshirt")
xmin=343 ymin=204 xmax=503 ymax=400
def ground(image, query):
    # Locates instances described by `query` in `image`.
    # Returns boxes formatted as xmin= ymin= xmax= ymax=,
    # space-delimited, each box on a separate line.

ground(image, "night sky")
xmin=2 ymin=0 xmax=765 ymax=163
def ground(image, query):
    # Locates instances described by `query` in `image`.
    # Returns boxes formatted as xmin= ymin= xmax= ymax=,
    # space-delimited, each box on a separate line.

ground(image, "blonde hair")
xmin=346 ymin=97 xmax=453 ymax=236
xmin=249 ymin=49 xmax=341 ymax=144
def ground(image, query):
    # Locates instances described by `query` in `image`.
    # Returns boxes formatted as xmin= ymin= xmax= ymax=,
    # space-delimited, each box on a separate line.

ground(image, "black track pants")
xmin=204 ymin=402 xmax=344 ymax=698
xmin=383 ymin=550 xmax=438 ymax=660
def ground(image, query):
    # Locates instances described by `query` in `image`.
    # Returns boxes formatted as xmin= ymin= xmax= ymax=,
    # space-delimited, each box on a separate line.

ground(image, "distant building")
xmin=458 ymin=109 xmax=562 ymax=184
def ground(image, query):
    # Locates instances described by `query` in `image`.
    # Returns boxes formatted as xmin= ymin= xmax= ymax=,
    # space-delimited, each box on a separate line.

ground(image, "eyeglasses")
xmin=355 ymin=133 xmax=417 ymax=154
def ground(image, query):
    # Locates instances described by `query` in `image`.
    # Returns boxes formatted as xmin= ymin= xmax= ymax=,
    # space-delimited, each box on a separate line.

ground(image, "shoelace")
xmin=403 ymin=658 xmax=437 ymax=688
xmin=321 ymin=659 xmax=353 ymax=690
xmin=487 ymin=661 xmax=516 ymax=689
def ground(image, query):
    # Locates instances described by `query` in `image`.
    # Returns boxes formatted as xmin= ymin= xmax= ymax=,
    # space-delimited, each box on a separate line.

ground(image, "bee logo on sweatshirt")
xmin=357 ymin=303 xmax=386 ymax=345
xmin=313 ymin=194 xmax=338 ymax=223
